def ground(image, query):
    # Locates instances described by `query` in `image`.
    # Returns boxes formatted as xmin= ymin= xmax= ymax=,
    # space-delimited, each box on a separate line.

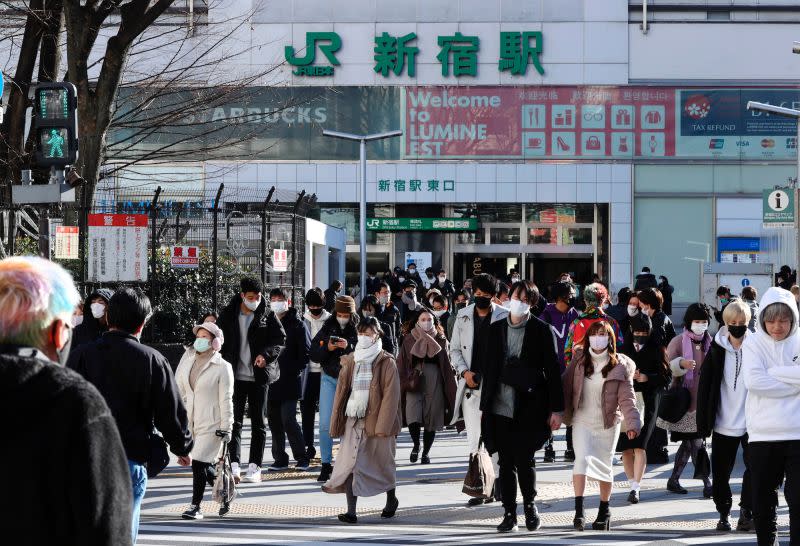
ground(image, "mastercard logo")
xmin=761 ymin=138 xmax=776 ymax=148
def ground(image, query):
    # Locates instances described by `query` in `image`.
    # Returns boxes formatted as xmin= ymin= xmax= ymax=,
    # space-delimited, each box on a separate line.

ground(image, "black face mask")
xmin=456 ymin=301 xmax=467 ymax=310
xmin=728 ymin=325 xmax=747 ymax=339
xmin=633 ymin=335 xmax=649 ymax=346
xmin=474 ymin=296 xmax=492 ymax=310
xmin=308 ymin=308 xmax=323 ymax=317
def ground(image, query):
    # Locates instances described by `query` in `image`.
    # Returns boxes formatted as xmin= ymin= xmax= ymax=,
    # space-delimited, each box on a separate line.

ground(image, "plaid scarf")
xmin=345 ymin=341 xmax=381 ymax=418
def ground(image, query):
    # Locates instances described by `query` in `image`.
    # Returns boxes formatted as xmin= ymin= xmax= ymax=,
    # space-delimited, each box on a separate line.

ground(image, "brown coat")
xmin=562 ymin=347 xmax=642 ymax=433
xmin=329 ymin=351 xmax=402 ymax=439
xmin=396 ymin=330 xmax=458 ymax=428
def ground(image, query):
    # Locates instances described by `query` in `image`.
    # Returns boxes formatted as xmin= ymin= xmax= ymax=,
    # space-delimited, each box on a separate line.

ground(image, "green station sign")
xmin=366 ymin=218 xmax=478 ymax=231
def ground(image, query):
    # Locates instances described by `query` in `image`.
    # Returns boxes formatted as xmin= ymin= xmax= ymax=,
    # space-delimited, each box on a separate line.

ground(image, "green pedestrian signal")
xmin=39 ymin=128 xmax=67 ymax=159
xmin=34 ymin=82 xmax=78 ymax=169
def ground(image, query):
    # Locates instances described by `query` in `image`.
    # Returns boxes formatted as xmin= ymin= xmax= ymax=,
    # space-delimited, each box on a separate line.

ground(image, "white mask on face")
xmin=511 ymin=276 xmax=520 ymax=284
xmin=90 ymin=302 xmax=106 ymax=319
xmin=691 ymin=322 xmax=709 ymax=336
xmin=271 ymin=301 xmax=288 ymax=314
xmin=438 ymin=276 xmax=446 ymax=283
xmin=589 ymin=335 xmax=609 ymax=351
xmin=356 ymin=335 xmax=377 ymax=348
xmin=243 ymin=297 xmax=261 ymax=311
xmin=508 ymin=299 xmax=530 ymax=317
xmin=627 ymin=305 xmax=639 ymax=317
xmin=379 ymin=295 xmax=389 ymax=305
xmin=418 ymin=319 xmax=434 ymax=331
xmin=500 ymin=300 xmax=512 ymax=309
xmin=337 ymin=317 xmax=349 ymax=328
xmin=72 ymin=315 xmax=84 ymax=327
xmin=432 ymin=309 xmax=446 ymax=318
xmin=362 ymin=311 xmax=374 ymax=318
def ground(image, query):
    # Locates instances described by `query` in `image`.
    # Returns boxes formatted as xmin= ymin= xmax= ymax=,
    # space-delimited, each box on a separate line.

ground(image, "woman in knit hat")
xmin=175 ymin=321 xmax=234 ymax=520
xmin=309 ymin=295 xmax=359 ymax=482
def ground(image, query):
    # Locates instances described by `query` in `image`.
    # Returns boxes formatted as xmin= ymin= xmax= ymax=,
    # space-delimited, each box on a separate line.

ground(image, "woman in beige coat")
xmin=563 ymin=321 xmax=641 ymax=532
xmin=175 ymin=322 xmax=234 ymax=520
xmin=322 ymin=316 xmax=402 ymax=524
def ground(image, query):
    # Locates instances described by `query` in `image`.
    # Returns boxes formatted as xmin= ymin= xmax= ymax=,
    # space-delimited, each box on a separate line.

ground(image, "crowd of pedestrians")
xmin=4 ymin=255 xmax=800 ymax=545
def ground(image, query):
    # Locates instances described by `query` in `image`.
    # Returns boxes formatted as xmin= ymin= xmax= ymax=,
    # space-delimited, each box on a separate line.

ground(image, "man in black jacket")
xmin=68 ymin=287 xmax=193 ymax=543
xmin=634 ymin=266 xmax=658 ymax=290
xmin=374 ymin=281 xmax=401 ymax=343
xmin=217 ymin=276 xmax=286 ymax=483
xmin=0 ymin=257 xmax=133 ymax=545
xmin=265 ymin=288 xmax=311 ymax=471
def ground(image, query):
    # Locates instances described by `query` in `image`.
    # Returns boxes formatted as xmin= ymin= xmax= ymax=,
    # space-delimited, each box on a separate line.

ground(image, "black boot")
xmin=573 ymin=496 xmax=585 ymax=531
xmin=409 ymin=423 xmax=421 ymax=463
xmin=592 ymin=501 xmax=611 ymax=531
xmin=497 ymin=509 xmax=518 ymax=533
xmin=736 ymin=508 xmax=754 ymax=532
xmin=381 ymin=489 xmax=399 ymax=519
xmin=421 ymin=430 xmax=435 ymax=464
xmin=667 ymin=478 xmax=688 ymax=494
xmin=524 ymin=503 xmax=541 ymax=531
xmin=317 ymin=463 xmax=333 ymax=482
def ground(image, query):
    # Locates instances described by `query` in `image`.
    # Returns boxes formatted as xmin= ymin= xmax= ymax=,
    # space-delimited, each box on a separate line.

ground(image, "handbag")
xmin=146 ymin=428 xmax=170 ymax=478
xmin=693 ymin=443 xmax=711 ymax=480
xmin=462 ymin=441 xmax=496 ymax=499
xmin=657 ymin=385 xmax=691 ymax=424
xmin=212 ymin=436 xmax=238 ymax=505
xmin=405 ymin=365 xmax=423 ymax=392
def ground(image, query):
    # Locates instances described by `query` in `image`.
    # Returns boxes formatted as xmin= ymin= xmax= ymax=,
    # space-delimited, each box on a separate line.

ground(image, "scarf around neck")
xmin=410 ymin=324 xmax=442 ymax=359
xmin=346 ymin=341 xmax=382 ymax=418
xmin=680 ymin=330 xmax=710 ymax=389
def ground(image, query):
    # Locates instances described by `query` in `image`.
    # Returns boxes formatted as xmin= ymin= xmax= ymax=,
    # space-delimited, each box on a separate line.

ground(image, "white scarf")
xmin=346 ymin=340 xmax=382 ymax=418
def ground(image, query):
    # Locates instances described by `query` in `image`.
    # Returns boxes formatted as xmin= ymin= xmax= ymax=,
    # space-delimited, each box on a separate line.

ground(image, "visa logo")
xmin=709 ymin=138 xmax=725 ymax=149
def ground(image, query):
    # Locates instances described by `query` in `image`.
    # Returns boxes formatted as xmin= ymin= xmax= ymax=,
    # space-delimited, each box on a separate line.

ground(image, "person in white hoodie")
xmin=742 ymin=286 xmax=800 ymax=546
xmin=696 ymin=300 xmax=753 ymax=532
xmin=301 ymin=289 xmax=331 ymax=465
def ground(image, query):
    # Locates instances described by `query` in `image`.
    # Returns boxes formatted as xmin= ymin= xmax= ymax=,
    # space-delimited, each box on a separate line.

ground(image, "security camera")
xmin=65 ymin=167 xmax=85 ymax=188
xmin=793 ymin=41 xmax=800 ymax=54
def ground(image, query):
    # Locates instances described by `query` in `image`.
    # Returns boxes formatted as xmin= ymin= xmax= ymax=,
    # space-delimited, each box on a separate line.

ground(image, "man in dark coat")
xmin=434 ymin=269 xmax=457 ymax=308
xmin=0 ymin=257 xmax=133 ymax=545
xmin=375 ymin=281 xmax=402 ymax=342
xmin=68 ymin=287 xmax=193 ymax=543
xmin=217 ymin=276 xmax=286 ymax=483
xmin=72 ymin=287 xmax=113 ymax=349
xmin=634 ymin=266 xmax=658 ymax=290
xmin=266 ymin=288 xmax=311 ymax=471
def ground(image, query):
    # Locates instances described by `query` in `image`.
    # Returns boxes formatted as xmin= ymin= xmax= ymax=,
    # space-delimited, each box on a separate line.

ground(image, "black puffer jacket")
xmin=72 ymin=288 xmax=113 ymax=350
xmin=217 ymin=294 xmax=286 ymax=385
xmin=271 ymin=307 xmax=310 ymax=401
xmin=1 ymin=346 xmax=133 ymax=545
xmin=310 ymin=315 xmax=358 ymax=379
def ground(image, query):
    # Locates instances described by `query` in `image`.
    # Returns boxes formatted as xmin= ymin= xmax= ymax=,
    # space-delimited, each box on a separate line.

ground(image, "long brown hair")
xmin=401 ymin=309 xmax=445 ymax=338
xmin=582 ymin=321 xmax=618 ymax=378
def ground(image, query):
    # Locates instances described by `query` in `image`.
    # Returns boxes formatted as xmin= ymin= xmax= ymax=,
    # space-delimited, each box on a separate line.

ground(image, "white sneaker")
xmin=231 ymin=462 xmax=241 ymax=484
xmin=242 ymin=463 xmax=262 ymax=483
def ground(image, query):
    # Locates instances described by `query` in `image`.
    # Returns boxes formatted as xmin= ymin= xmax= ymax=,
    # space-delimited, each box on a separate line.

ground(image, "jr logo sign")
xmin=285 ymin=32 xmax=341 ymax=76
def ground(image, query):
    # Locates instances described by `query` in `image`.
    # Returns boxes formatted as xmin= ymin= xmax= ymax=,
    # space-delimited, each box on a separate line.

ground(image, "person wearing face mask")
xmin=447 ymin=289 xmax=470 ymax=340
xmin=175 ymin=321 xmax=234 ymax=520
xmin=2 ymin=257 xmax=134 ymax=545
xmin=324 ymin=280 xmax=344 ymax=313
xmin=563 ymin=321 xmax=641 ymax=531
xmin=359 ymin=295 xmax=396 ymax=354
xmin=434 ymin=269 xmax=456 ymax=308
xmin=301 ymin=289 xmax=330 ymax=462
xmin=71 ymin=302 xmax=84 ymax=327
xmin=616 ymin=313 xmax=670 ymax=504
xmin=217 ymin=276 xmax=287 ymax=484
xmin=265 ymin=289 xmax=311 ymax=473
xmin=657 ymin=303 xmax=713 ymax=497
xmin=405 ymin=263 xmax=424 ymax=290
xmin=740 ymin=286 xmax=759 ymax=332
xmin=69 ymin=288 xmax=194 ymax=542
xmin=494 ymin=281 xmax=511 ymax=309
xmin=72 ymin=288 xmax=113 ymax=349
xmin=713 ymin=285 xmax=732 ymax=330
xmin=638 ymin=288 xmax=676 ymax=349
xmin=658 ymin=276 xmax=674 ymax=316
xmin=400 ymin=280 xmax=423 ymax=321
xmin=741 ymin=287 xmax=800 ymax=546
xmin=451 ymin=273 xmax=509 ymax=506
xmin=323 ymin=317 xmax=402 ymax=524
xmin=430 ymin=295 xmax=451 ymax=338
xmin=373 ymin=282 xmax=401 ymax=344
xmin=481 ymin=281 xmax=564 ymax=533
xmin=422 ymin=267 xmax=436 ymax=290
xmin=696 ymin=300 xmax=753 ymax=533
xmin=605 ymin=287 xmax=633 ymax=326
xmin=564 ymin=283 xmax=624 ymax=368
xmin=310 ymin=295 xmax=359 ymax=482
xmin=398 ymin=309 xmax=457 ymax=466
xmin=425 ymin=287 xmax=443 ymax=310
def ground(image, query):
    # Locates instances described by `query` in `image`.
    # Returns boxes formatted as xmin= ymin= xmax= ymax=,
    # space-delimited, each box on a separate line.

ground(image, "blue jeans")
xmin=128 ymin=460 xmax=148 ymax=544
xmin=319 ymin=372 xmax=338 ymax=464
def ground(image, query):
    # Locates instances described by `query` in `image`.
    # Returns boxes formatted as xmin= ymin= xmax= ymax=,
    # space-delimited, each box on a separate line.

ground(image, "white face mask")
xmin=90 ymin=302 xmax=106 ymax=319
xmin=641 ymin=305 xmax=653 ymax=317
xmin=432 ymin=309 xmax=446 ymax=318
xmin=511 ymin=276 xmax=520 ymax=284
xmin=438 ymin=276 xmax=446 ymax=283
xmin=337 ymin=317 xmax=349 ymax=328
xmin=356 ymin=335 xmax=377 ymax=348
xmin=362 ymin=311 xmax=374 ymax=318
xmin=243 ymin=297 xmax=261 ymax=311
xmin=271 ymin=301 xmax=288 ymax=314
xmin=589 ymin=335 xmax=609 ymax=351
xmin=379 ymin=295 xmax=389 ymax=305
xmin=72 ymin=315 xmax=84 ymax=327
xmin=500 ymin=300 xmax=512 ymax=309
xmin=508 ymin=299 xmax=530 ymax=317
xmin=398 ymin=276 xmax=406 ymax=283
xmin=418 ymin=319 xmax=434 ymax=331
xmin=627 ymin=305 xmax=639 ymax=317
xmin=691 ymin=322 xmax=709 ymax=336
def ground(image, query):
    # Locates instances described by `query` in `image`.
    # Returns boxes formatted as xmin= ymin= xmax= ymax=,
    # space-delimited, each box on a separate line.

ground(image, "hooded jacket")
xmin=72 ymin=288 xmax=113 ymax=350
xmin=271 ymin=307 xmax=311 ymax=401
xmin=742 ymin=287 xmax=800 ymax=442
xmin=634 ymin=272 xmax=658 ymax=290
xmin=697 ymin=326 xmax=748 ymax=438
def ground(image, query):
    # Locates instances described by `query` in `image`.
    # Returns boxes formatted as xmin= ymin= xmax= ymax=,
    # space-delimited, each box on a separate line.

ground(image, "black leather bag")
xmin=146 ymin=428 xmax=170 ymax=478
xmin=657 ymin=385 xmax=691 ymax=423
xmin=693 ymin=443 xmax=711 ymax=479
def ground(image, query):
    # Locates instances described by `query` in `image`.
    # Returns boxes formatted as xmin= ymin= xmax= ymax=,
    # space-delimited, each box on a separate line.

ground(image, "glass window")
xmin=453 ymin=204 xmax=521 ymax=223
xmin=634 ymin=165 xmax=713 ymax=193
xmin=528 ymin=227 xmax=559 ymax=245
xmin=634 ymin=197 xmax=713 ymax=303
xmin=319 ymin=204 xmax=393 ymax=245
xmin=456 ymin=230 xmax=484 ymax=245
xmin=490 ymin=227 xmax=520 ymax=244
xmin=526 ymin=204 xmax=593 ymax=223
xmin=713 ymin=164 xmax=796 ymax=194
xmin=562 ymin=226 xmax=593 ymax=245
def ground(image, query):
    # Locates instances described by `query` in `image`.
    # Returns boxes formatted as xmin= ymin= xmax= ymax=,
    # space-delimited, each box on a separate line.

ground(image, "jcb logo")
xmin=285 ymin=32 xmax=341 ymax=77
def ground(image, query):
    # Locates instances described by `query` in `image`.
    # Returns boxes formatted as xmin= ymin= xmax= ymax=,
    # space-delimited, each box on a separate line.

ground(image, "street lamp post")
xmin=746 ymin=100 xmax=800 ymax=278
xmin=322 ymin=129 xmax=402 ymax=300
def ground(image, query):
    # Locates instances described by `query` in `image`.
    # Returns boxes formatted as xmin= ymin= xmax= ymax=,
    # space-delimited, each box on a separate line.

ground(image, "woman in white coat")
xmin=176 ymin=321 xmax=234 ymax=520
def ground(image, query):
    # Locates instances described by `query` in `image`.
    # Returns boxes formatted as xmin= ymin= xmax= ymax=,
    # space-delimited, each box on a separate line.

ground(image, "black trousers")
xmin=300 ymin=372 xmax=321 ymax=452
xmin=566 ymin=425 xmax=573 ymax=451
xmin=230 ymin=380 xmax=268 ymax=466
xmin=493 ymin=415 xmax=537 ymax=511
xmin=711 ymin=431 xmax=752 ymax=516
xmin=749 ymin=440 xmax=800 ymax=546
xmin=191 ymin=461 xmax=216 ymax=505
xmin=267 ymin=398 xmax=306 ymax=466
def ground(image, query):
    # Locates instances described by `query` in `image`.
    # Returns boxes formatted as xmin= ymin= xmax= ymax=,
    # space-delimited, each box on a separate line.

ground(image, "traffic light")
xmin=33 ymin=82 xmax=78 ymax=168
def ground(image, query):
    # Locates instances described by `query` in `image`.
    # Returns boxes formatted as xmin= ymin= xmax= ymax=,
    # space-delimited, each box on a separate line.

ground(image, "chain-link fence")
xmin=2 ymin=183 xmax=316 ymax=344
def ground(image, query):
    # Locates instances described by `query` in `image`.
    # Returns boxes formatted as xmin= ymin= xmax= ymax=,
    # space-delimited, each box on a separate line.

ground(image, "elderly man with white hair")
xmin=0 ymin=256 xmax=133 ymax=544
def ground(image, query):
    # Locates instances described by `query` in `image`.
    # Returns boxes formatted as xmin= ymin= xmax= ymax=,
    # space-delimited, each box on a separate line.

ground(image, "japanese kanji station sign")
xmin=285 ymin=31 xmax=544 ymax=78
xmin=366 ymin=218 xmax=478 ymax=231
